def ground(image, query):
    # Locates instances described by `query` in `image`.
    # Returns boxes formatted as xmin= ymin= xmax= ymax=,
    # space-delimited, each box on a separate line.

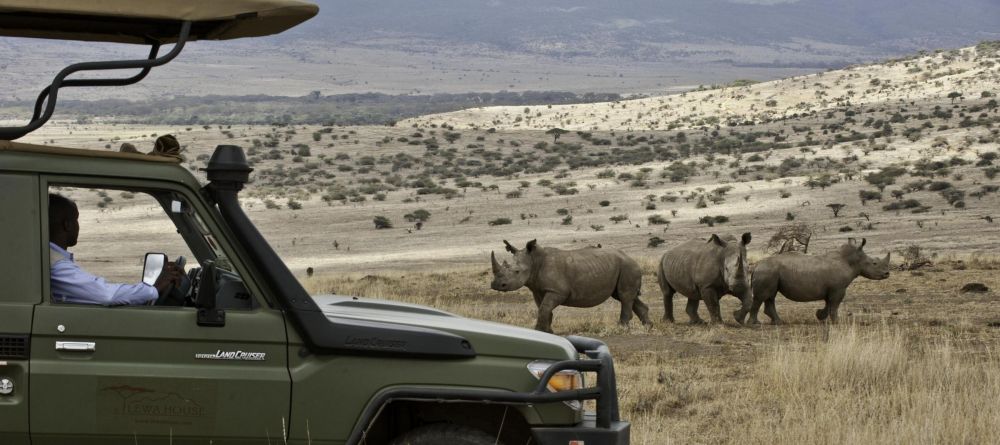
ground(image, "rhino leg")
xmin=618 ymin=297 xmax=635 ymax=325
xmin=733 ymin=301 xmax=751 ymax=325
xmin=659 ymin=276 xmax=676 ymax=323
xmin=531 ymin=290 xmax=545 ymax=308
xmin=700 ymin=289 xmax=724 ymax=324
xmin=816 ymin=307 xmax=829 ymax=321
xmin=619 ymin=293 xmax=651 ymax=326
xmin=827 ymin=289 xmax=846 ymax=323
xmin=763 ymin=298 xmax=783 ymax=325
xmin=749 ymin=297 xmax=764 ymax=325
xmin=751 ymin=270 xmax=778 ymax=325
xmin=685 ymin=298 xmax=705 ymax=324
xmin=617 ymin=271 xmax=647 ymax=326
xmin=816 ymin=298 xmax=830 ymax=321
xmin=535 ymin=292 xmax=564 ymax=333
xmin=632 ymin=298 xmax=652 ymax=326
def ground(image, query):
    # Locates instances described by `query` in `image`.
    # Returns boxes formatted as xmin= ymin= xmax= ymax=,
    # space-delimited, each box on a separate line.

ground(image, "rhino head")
xmin=490 ymin=239 xmax=537 ymax=292
xmin=844 ymin=238 xmax=892 ymax=280
xmin=711 ymin=232 xmax=753 ymax=323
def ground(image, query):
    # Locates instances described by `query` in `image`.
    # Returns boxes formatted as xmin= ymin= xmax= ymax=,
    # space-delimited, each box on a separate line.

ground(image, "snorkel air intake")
xmin=203 ymin=145 xmax=475 ymax=358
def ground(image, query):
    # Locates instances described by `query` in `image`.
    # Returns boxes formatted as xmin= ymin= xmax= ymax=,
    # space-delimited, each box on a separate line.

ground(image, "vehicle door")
xmin=0 ymin=173 xmax=40 ymax=445
xmin=29 ymin=179 xmax=291 ymax=444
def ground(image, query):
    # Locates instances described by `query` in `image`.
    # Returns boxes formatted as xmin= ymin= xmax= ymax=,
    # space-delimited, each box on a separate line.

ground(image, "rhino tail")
xmin=656 ymin=260 xmax=667 ymax=291
xmin=614 ymin=262 xmax=643 ymax=299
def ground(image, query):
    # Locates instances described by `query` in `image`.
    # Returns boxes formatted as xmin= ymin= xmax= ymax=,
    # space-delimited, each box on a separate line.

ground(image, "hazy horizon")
xmin=1 ymin=0 xmax=998 ymax=103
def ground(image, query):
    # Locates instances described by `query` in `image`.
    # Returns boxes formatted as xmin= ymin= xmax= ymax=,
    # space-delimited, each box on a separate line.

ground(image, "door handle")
xmin=55 ymin=341 xmax=96 ymax=352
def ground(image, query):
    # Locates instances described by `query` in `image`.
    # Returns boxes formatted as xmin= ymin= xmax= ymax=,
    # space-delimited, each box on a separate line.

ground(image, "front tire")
xmin=390 ymin=423 xmax=499 ymax=445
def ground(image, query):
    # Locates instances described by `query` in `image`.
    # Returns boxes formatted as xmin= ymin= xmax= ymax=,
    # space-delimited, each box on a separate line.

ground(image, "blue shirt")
xmin=49 ymin=242 xmax=158 ymax=306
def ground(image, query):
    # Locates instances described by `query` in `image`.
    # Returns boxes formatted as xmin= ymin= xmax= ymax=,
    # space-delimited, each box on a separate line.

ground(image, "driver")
xmin=48 ymin=193 xmax=183 ymax=305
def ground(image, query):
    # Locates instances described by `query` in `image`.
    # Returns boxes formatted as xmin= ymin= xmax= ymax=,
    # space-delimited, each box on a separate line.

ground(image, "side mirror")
xmin=142 ymin=253 xmax=167 ymax=285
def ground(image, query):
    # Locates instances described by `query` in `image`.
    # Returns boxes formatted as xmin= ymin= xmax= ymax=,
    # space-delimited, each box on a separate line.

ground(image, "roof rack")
xmin=0 ymin=1 xmax=318 ymax=140
xmin=0 ymin=21 xmax=190 ymax=141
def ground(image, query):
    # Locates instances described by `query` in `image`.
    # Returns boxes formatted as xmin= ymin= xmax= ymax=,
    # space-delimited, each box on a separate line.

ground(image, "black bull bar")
xmin=348 ymin=335 xmax=625 ymax=444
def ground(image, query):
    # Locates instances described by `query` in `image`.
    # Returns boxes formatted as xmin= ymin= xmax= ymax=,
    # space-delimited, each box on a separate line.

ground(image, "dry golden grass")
xmin=738 ymin=324 xmax=1000 ymax=444
xmin=304 ymin=260 xmax=1000 ymax=445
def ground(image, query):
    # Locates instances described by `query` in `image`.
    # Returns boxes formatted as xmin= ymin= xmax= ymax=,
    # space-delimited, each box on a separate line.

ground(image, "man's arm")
xmin=51 ymin=260 xmax=158 ymax=305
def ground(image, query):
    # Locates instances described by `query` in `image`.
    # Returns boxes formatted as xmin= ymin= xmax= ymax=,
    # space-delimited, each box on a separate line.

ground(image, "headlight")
xmin=527 ymin=360 xmax=583 ymax=410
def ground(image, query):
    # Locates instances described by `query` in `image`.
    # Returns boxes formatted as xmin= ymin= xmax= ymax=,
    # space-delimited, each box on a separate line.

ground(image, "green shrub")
xmin=927 ymin=181 xmax=952 ymax=191
xmin=698 ymin=215 xmax=729 ymax=227
xmin=883 ymin=199 xmax=921 ymax=211
xmin=404 ymin=209 xmax=432 ymax=222
xmin=373 ymin=216 xmax=393 ymax=229
xmin=647 ymin=214 xmax=670 ymax=225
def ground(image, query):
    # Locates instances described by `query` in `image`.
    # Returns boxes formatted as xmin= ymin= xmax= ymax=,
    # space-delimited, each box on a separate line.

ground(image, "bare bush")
xmin=766 ymin=222 xmax=814 ymax=253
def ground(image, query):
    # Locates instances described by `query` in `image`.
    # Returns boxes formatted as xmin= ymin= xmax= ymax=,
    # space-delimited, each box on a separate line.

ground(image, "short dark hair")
xmin=48 ymin=193 xmax=76 ymax=228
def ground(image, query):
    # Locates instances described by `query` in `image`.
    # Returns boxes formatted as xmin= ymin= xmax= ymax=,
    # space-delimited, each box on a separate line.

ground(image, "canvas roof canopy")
xmin=0 ymin=0 xmax=319 ymax=44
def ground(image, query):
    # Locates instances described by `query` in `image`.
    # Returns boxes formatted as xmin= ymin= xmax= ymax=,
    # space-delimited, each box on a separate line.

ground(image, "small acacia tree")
xmin=404 ymin=209 xmax=432 ymax=223
xmin=546 ymin=128 xmax=569 ymax=142
xmin=766 ymin=222 xmax=814 ymax=253
xmin=859 ymin=190 xmax=883 ymax=205
xmin=827 ymin=203 xmax=846 ymax=217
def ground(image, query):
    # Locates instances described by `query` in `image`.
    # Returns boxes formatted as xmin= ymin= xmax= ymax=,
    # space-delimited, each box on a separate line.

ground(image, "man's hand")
xmin=153 ymin=261 xmax=184 ymax=297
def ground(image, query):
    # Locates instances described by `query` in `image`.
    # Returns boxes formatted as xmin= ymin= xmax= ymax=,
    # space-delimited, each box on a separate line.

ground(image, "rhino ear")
xmin=741 ymin=232 xmax=752 ymax=245
xmin=708 ymin=234 xmax=726 ymax=246
xmin=526 ymin=239 xmax=538 ymax=252
xmin=491 ymin=251 xmax=500 ymax=274
xmin=884 ymin=252 xmax=891 ymax=262
xmin=847 ymin=237 xmax=857 ymax=246
xmin=503 ymin=240 xmax=518 ymax=254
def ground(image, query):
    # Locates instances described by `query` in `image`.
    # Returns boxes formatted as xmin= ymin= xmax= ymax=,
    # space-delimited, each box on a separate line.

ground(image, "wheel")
xmin=390 ymin=423 xmax=499 ymax=445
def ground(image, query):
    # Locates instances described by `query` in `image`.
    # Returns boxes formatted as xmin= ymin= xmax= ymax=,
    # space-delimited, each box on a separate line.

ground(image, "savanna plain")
xmin=21 ymin=43 xmax=1000 ymax=444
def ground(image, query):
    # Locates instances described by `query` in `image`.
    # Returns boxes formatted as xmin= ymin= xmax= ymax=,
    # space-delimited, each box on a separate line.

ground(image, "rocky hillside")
xmin=407 ymin=42 xmax=1000 ymax=131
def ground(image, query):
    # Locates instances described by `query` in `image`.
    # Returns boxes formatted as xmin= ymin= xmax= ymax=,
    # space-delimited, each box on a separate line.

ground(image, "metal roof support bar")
xmin=31 ymin=42 xmax=162 ymax=121
xmin=0 ymin=20 xmax=191 ymax=141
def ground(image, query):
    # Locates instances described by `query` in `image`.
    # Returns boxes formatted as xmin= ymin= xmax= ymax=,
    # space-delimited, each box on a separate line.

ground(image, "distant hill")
xmin=407 ymin=42 xmax=1000 ymax=131
xmin=1 ymin=0 xmax=997 ymax=102
xmin=299 ymin=0 xmax=1000 ymax=59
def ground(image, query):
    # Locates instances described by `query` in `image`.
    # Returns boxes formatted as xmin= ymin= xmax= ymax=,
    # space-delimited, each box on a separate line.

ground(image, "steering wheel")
xmin=154 ymin=256 xmax=197 ymax=306
xmin=184 ymin=266 xmax=203 ymax=306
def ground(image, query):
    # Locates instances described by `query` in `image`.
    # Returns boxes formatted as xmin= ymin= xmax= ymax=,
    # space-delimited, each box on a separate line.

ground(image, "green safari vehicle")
xmin=0 ymin=1 xmax=631 ymax=444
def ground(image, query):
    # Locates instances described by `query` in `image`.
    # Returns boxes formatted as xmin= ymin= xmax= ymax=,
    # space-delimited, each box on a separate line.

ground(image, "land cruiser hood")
xmin=312 ymin=294 xmax=576 ymax=360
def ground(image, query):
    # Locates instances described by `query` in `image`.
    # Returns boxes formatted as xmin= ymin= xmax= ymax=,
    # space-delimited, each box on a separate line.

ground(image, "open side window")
xmin=45 ymin=184 xmax=258 ymax=311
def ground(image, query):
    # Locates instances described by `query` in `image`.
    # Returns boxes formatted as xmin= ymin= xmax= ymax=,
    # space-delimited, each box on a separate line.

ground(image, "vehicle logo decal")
xmin=194 ymin=350 xmax=267 ymax=361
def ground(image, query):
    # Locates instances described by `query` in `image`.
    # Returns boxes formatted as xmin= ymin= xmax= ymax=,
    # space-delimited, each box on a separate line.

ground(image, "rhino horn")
xmin=491 ymin=251 xmax=501 ymax=273
xmin=884 ymin=252 xmax=891 ymax=262
xmin=741 ymin=232 xmax=752 ymax=245
xmin=708 ymin=234 xmax=726 ymax=246
xmin=503 ymin=240 xmax=518 ymax=254
xmin=860 ymin=238 xmax=867 ymax=249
